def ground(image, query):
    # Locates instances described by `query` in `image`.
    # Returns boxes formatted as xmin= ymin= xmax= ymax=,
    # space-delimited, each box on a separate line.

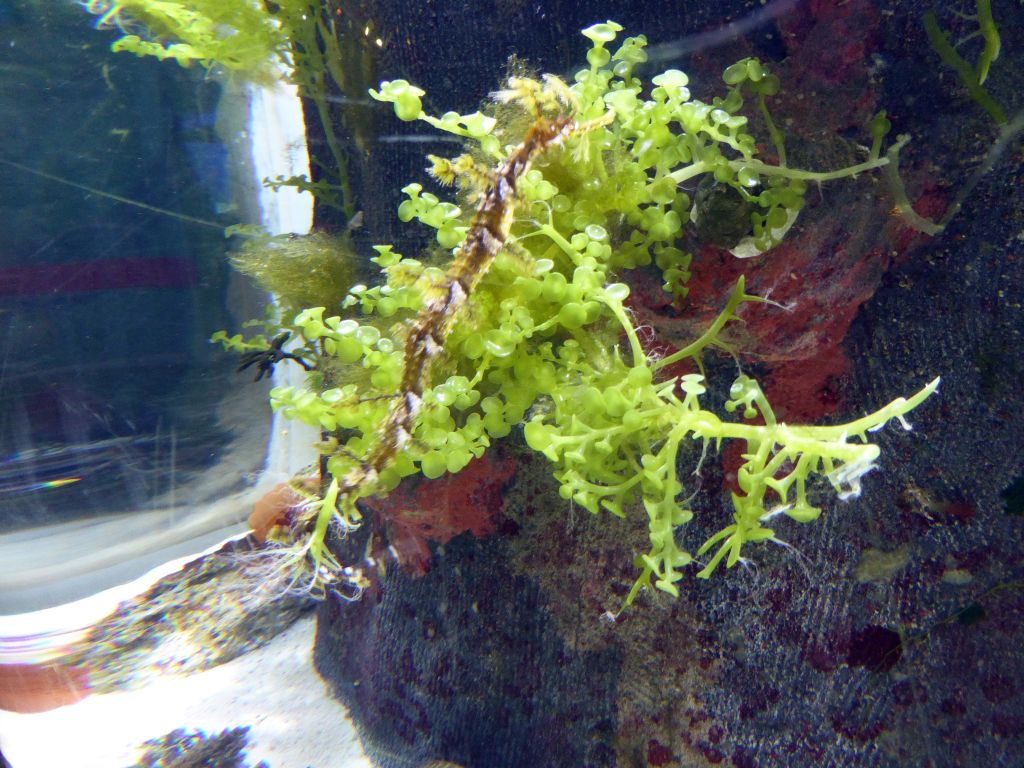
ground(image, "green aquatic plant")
xmin=84 ymin=0 xmax=288 ymax=78
xmin=87 ymin=0 xmax=373 ymax=218
xmin=219 ymin=22 xmax=937 ymax=608
xmin=924 ymin=0 xmax=1006 ymax=125
xmin=888 ymin=1 xmax=1023 ymax=235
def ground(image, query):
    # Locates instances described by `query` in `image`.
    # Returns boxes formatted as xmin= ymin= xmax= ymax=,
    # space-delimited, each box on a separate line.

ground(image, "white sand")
xmin=0 ymin=614 xmax=371 ymax=768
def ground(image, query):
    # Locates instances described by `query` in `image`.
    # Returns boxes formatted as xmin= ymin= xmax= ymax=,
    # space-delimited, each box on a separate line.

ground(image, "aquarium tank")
xmin=1 ymin=1 xmax=1022 ymax=767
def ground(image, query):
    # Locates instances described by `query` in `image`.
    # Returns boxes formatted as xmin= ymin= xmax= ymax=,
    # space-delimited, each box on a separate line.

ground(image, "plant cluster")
xmin=217 ymin=22 xmax=937 ymax=607
xmin=85 ymin=0 xmax=366 ymax=217
xmin=82 ymin=0 xmax=288 ymax=78
xmin=896 ymin=0 xmax=1024 ymax=236
xmin=924 ymin=0 xmax=1006 ymax=126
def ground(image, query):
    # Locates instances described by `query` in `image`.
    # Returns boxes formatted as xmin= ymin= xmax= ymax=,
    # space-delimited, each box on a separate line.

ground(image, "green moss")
xmin=229 ymin=231 xmax=359 ymax=317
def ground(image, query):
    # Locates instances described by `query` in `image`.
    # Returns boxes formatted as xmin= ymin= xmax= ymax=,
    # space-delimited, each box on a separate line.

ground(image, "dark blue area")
xmin=0 ymin=1 xmax=244 ymax=528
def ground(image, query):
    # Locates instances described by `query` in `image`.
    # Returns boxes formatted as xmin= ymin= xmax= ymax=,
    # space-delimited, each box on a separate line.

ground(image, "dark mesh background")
xmin=312 ymin=1 xmax=1024 ymax=766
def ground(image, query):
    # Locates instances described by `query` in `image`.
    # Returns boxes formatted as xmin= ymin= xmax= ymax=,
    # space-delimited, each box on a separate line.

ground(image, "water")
xmin=1 ymin=2 xmax=1023 ymax=767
